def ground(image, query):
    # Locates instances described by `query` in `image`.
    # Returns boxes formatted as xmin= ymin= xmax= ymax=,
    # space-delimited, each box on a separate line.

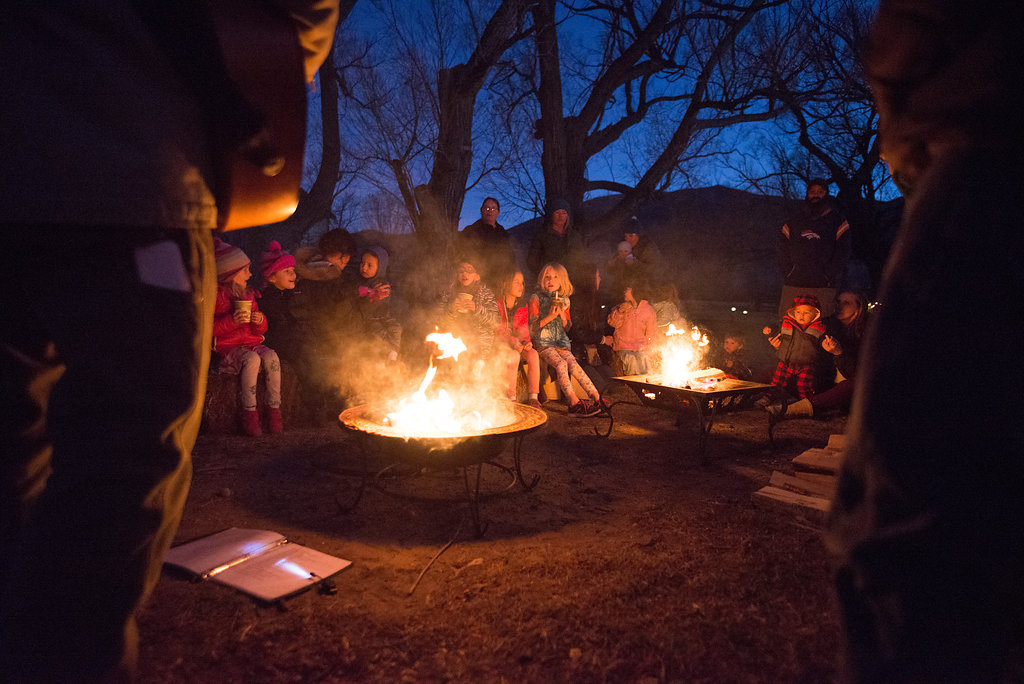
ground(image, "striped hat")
xmin=213 ymin=238 xmax=250 ymax=280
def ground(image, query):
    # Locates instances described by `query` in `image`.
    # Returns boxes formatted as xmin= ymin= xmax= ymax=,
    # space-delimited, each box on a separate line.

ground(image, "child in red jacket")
xmin=211 ymin=238 xmax=282 ymax=436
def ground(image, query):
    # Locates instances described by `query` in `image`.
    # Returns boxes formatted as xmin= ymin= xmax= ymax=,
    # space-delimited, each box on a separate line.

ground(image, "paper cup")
xmin=457 ymin=293 xmax=474 ymax=302
xmin=234 ymin=299 xmax=253 ymax=322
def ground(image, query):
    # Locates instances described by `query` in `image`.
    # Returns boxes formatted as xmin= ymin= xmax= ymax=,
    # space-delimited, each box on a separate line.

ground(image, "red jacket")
xmin=212 ymin=285 xmax=267 ymax=352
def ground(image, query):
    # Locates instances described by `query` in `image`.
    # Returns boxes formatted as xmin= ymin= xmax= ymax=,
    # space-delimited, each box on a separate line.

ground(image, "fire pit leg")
xmin=462 ymin=463 xmax=488 ymax=537
xmin=512 ymin=434 xmax=540 ymax=490
xmin=690 ymin=398 xmax=721 ymax=465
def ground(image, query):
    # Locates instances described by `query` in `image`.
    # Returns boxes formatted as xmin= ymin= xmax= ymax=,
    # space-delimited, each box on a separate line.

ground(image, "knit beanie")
xmin=260 ymin=240 xmax=296 ymax=280
xmin=213 ymin=238 xmax=250 ymax=280
xmin=545 ymin=198 xmax=570 ymax=216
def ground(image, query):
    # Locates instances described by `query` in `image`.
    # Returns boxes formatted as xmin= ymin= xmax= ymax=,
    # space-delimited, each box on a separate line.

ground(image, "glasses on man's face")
xmin=482 ymin=206 xmax=498 ymax=212
xmin=457 ymin=266 xmax=477 ymax=274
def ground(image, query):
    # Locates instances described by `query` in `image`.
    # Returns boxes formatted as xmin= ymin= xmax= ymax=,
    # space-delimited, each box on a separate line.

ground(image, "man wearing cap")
xmin=527 ymin=198 xmax=586 ymax=284
xmin=777 ymin=179 xmax=851 ymax=320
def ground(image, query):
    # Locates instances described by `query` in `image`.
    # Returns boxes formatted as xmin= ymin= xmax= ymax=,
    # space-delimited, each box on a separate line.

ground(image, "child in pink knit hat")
xmin=211 ymin=238 xmax=283 ymax=436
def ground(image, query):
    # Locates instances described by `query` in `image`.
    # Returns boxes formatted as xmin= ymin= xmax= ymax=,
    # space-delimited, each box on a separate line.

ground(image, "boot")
xmin=267 ymin=406 xmax=284 ymax=434
xmin=241 ymin=408 xmax=262 ymax=436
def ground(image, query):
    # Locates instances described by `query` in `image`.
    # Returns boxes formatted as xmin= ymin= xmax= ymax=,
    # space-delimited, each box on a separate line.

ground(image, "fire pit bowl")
xmin=339 ymin=402 xmax=547 ymax=469
xmin=338 ymin=402 xmax=547 ymax=536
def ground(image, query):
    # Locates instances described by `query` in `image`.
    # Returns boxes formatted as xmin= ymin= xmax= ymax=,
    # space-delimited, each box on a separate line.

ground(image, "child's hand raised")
xmin=768 ymin=333 xmax=781 ymax=349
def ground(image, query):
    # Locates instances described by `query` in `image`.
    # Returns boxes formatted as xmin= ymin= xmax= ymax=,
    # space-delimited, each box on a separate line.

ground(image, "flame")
xmin=659 ymin=324 xmax=712 ymax=386
xmin=383 ymin=331 xmax=514 ymax=438
xmin=425 ymin=331 xmax=466 ymax=360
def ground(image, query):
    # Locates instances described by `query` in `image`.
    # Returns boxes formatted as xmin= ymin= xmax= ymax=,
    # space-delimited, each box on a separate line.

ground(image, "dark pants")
xmin=0 ymin=225 xmax=214 ymax=680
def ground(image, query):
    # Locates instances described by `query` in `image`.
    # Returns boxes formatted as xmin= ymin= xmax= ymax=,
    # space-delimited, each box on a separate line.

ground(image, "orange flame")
xmin=384 ymin=331 xmax=513 ymax=438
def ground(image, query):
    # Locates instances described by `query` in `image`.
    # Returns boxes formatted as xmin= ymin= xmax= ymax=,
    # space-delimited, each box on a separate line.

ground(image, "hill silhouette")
xmin=507 ymin=185 xmax=799 ymax=305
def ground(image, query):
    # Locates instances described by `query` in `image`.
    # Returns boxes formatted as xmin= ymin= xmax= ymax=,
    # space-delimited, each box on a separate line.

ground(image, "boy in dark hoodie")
xmin=765 ymin=294 xmax=826 ymax=399
xmin=357 ymin=245 xmax=402 ymax=362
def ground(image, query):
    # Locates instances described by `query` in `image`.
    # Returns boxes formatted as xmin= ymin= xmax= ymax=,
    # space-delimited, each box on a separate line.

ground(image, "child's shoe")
xmin=592 ymin=398 xmax=611 ymax=414
xmin=568 ymin=400 xmax=600 ymax=417
xmin=241 ymin=408 xmax=262 ymax=436
xmin=267 ymin=407 xmax=284 ymax=434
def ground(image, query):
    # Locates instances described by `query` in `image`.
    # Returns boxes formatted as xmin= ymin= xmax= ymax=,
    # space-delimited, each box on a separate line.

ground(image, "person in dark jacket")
xmin=259 ymin=240 xmax=334 ymax=423
xmin=765 ymin=290 xmax=868 ymax=418
xmin=765 ymin=294 xmax=827 ymax=399
xmin=826 ymin=2 xmax=1024 ymax=681
xmin=777 ymin=180 xmax=851 ymax=319
xmin=454 ymin=196 xmax=516 ymax=291
xmin=356 ymin=245 xmax=402 ymax=363
xmin=527 ymin=198 xmax=586 ymax=285
xmin=0 ymin=3 xmax=338 ymax=678
xmin=623 ymin=215 xmax=661 ymax=285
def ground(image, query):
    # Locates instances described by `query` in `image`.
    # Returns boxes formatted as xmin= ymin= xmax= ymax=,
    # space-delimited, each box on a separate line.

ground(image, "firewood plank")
xmin=769 ymin=471 xmax=834 ymax=500
xmin=827 ymin=434 xmax=845 ymax=451
xmin=751 ymin=486 xmax=831 ymax=525
xmin=792 ymin=447 xmax=842 ymax=475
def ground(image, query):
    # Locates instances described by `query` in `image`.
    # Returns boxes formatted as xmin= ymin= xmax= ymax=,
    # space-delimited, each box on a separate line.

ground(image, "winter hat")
xmin=213 ymin=238 xmax=250 ymax=280
xmin=260 ymin=240 xmax=295 ymax=280
xmin=625 ymin=215 xmax=643 ymax=234
xmin=363 ymin=245 xmax=389 ymax=278
xmin=617 ymin=240 xmax=633 ymax=254
xmin=545 ymin=198 xmax=570 ymax=216
xmin=791 ymin=294 xmax=821 ymax=313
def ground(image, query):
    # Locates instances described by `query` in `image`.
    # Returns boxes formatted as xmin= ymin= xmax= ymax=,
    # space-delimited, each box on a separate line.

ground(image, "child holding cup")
xmin=211 ymin=238 xmax=283 ymax=436
xmin=529 ymin=262 xmax=607 ymax=417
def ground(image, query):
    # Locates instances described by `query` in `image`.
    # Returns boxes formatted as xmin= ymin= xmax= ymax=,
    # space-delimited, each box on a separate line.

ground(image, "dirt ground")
xmin=137 ymin=376 xmax=848 ymax=683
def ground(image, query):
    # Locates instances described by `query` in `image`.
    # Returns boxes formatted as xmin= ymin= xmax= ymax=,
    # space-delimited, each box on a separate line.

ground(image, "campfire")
xmin=646 ymin=323 xmax=725 ymax=391
xmin=339 ymin=331 xmax=546 ymax=468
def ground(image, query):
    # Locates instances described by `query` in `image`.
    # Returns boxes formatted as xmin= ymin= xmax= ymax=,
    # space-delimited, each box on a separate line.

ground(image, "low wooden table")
xmin=610 ymin=375 xmax=773 ymax=463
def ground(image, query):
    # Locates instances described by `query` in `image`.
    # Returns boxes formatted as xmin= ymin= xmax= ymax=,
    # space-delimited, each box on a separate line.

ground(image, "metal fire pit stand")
xmin=608 ymin=375 xmax=773 ymax=464
xmin=368 ymin=433 xmax=537 ymax=537
xmin=338 ymin=404 xmax=546 ymax=537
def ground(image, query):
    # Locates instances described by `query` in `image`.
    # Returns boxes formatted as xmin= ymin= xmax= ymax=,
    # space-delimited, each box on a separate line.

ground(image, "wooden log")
xmin=827 ymin=434 xmax=845 ymax=451
xmin=793 ymin=471 xmax=838 ymax=497
xmin=769 ymin=471 xmax=835 ymax=500
xmin=792 ymin=447 xmax=843 ymax=475
xmin=751 ymin=486 xmax=831 ymax=525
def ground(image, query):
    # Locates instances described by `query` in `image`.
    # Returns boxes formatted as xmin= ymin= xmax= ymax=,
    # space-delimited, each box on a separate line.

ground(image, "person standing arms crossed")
xmin=777 ymin=179 xmax=851 ymax=320
xmin=0 ymin=2 xmax=338 ymax=680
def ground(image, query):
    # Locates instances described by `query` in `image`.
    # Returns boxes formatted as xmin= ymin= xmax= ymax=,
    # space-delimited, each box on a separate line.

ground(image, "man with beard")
xmin=776 ymin=179 xmax=851 ymax=319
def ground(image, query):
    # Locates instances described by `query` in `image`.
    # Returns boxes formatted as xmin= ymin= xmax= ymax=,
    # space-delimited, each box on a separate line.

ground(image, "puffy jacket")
xmin=213 ymin=285 xmax=267 ymax=352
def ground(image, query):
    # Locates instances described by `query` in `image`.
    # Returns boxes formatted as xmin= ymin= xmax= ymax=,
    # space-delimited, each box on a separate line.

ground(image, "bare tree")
xmin=338 ymin=1 xmax=533 ymax=250
xmin=521 ymin=0 xmax=788 ymax=235
xmin=734 ymin=0 xmax=896 ymax=281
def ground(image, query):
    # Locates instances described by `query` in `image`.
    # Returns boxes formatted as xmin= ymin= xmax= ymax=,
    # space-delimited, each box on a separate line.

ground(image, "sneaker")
xmin=592 ymin=398 xmax=610 ymax=414
xmin=568 ymin=400 xmax=600 ymax=417
xmin=528 ymin=398 xmax=543 ymax=409
xmin=241 ymin=408 xmax=262 ymax=436
xmin=267 ymin=407 xmax=284 ymax=434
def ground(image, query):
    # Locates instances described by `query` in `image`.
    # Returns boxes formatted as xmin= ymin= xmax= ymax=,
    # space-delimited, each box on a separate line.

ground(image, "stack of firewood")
xmin=751 ymin=434 xmax=844 ymax=526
